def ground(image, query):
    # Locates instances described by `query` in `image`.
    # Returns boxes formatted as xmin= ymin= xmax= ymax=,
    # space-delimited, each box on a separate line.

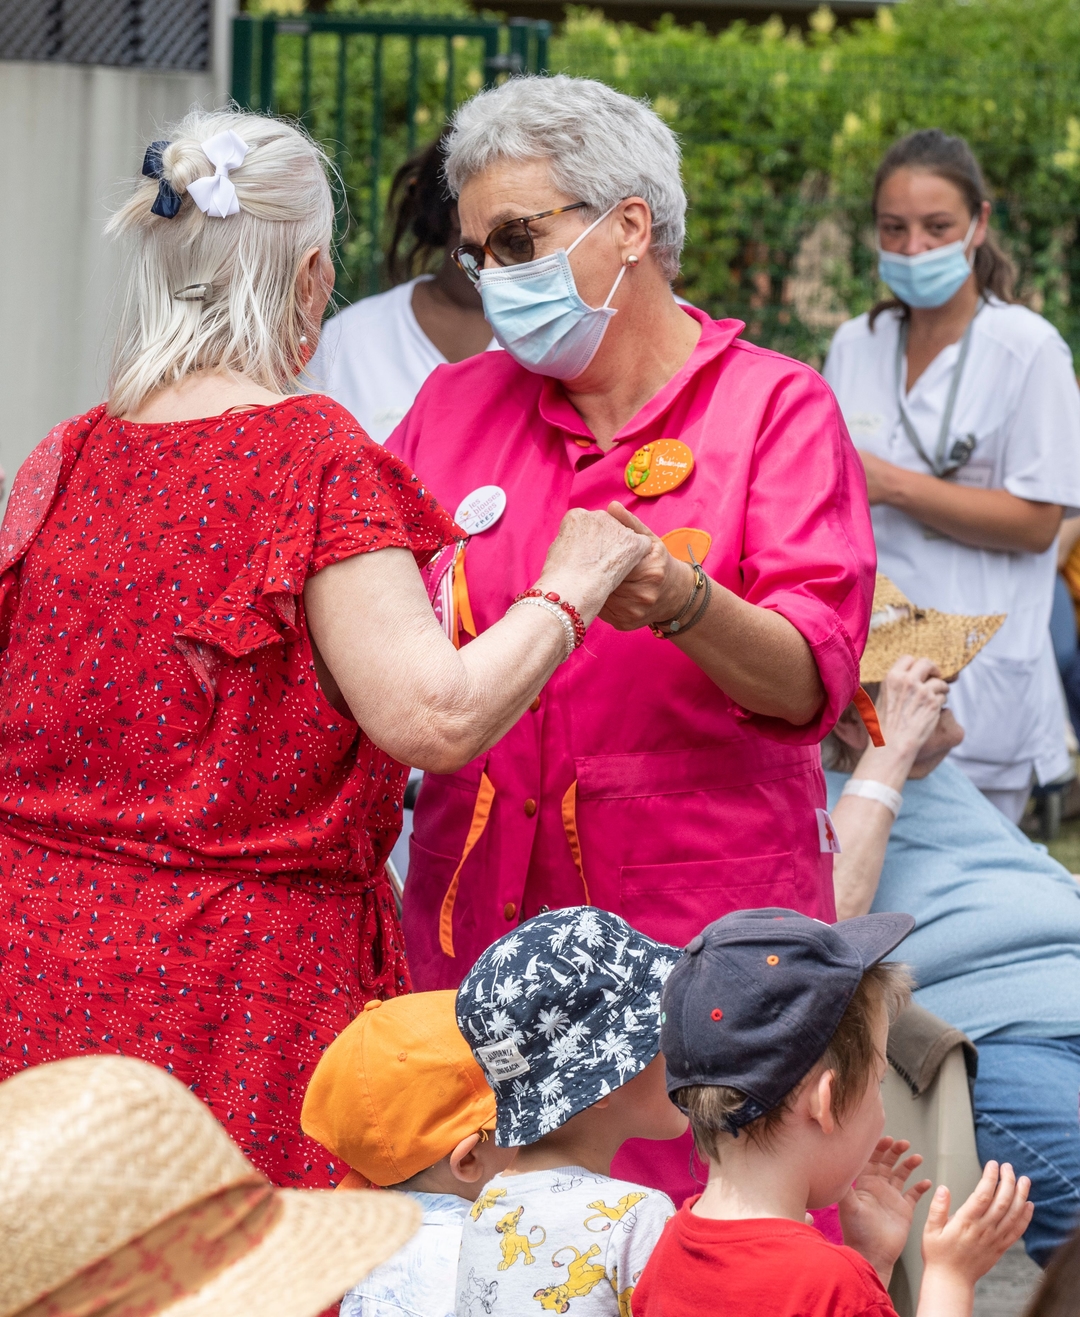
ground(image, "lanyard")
xmin=894 ymin=316 xmax=978 ymax=478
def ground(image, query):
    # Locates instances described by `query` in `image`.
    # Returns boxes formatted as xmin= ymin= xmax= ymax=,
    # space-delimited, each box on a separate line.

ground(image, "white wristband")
xmin=841 ymin=778 xmax=904 ymax=819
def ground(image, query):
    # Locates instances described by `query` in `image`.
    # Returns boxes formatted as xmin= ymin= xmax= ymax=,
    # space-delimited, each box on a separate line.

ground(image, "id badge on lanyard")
xmin=895 ymin=316 xmax=979 ymax=479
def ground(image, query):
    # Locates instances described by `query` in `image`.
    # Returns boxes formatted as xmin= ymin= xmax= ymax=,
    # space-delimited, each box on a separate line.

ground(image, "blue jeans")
xmin=973 ymin=1035 xmax=1080 ymax=1267
xmin=1051 ymin=574 xmax=1078 ymax=674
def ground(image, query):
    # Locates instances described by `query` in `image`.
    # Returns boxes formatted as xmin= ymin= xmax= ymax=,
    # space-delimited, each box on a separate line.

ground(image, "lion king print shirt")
xmin=455 ymin=1167 xmax=673 ymax=1317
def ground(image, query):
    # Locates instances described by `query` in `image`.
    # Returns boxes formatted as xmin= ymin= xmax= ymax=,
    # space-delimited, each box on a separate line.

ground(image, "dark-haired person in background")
xmin=824 ymin=130 xmax=1080 ymax=824
xmin=309 ymin=131 xmax=494 ymax=442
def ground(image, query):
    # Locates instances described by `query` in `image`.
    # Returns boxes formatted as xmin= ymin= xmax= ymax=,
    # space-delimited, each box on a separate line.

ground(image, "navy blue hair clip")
xmin=142 ymin=140 xmax=182 ymax=219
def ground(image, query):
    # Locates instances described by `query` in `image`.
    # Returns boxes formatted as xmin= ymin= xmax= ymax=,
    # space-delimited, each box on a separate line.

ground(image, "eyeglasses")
xmin=452 ymin=203 xmax=589 ymax=285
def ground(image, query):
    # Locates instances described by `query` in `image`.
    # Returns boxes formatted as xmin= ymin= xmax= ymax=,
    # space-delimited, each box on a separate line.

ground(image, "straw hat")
xmin=860 ymin=574 xmax=1005 ymax=683
xmin=0 ymin=1055 xmax=421 ymax=1317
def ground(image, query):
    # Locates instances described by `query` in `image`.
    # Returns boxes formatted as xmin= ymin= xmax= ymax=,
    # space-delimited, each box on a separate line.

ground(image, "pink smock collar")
xmin=537 ymin=306 xmax=746 ymax=444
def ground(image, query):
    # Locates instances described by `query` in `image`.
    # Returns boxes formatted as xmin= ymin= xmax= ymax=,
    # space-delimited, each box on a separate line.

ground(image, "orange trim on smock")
xmin=452 ymin=543 xmax=477 ymax=647
xmin=561 ymin=780 xmax=592 ymax=904
xmin=852 ymin=686 xmax=886 ymax=747
xmin=439 ymin=770 xmax=495 ymax=956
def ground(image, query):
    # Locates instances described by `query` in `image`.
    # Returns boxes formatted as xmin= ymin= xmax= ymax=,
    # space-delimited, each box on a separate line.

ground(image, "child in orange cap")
xmin=302 ymin=990 xmax=516 ymax=1317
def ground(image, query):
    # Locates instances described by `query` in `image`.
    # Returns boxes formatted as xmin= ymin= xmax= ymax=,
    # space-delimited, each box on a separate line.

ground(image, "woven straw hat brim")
xmin=159 ymin=1189 xmax=420 ymax=1317
xmin=860 ymin=608 xmax=1005 ymax=683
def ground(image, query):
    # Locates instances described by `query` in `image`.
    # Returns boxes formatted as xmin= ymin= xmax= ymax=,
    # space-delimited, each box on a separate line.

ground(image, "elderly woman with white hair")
xmin=386 ymin=74 xmax=877 ymax=1200
xmin=0 ymin=109 xmax=650 ymax=1184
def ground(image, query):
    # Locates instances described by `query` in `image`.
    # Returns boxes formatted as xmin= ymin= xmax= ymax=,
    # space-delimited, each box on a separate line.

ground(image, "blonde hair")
xmin=106 ymin=108 xmax=335 ymax=417
xmin=674 ymin=961 xmax=913 ymax=1162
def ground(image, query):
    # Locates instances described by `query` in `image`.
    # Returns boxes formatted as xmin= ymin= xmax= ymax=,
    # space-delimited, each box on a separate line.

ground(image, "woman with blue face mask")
xmin=823 ymin=129 xmax=1080 ymax=824
xmin=384 ymin=74 xmax=878 ymax=1217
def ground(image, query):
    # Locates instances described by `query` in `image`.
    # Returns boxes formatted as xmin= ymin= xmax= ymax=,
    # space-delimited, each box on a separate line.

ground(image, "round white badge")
xmin=454 ymin=485 xmax=507 ymax=535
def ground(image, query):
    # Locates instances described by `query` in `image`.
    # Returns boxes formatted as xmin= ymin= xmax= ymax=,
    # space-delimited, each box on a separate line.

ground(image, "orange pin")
xmin=625 ymin=439 xmax=694 ymax=497
xmin=661 ymin=527 xmax=712 ymax=564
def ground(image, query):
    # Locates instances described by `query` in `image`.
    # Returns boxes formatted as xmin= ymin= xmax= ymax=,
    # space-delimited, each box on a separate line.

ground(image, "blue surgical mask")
xmin=877 ymin=215 xmax=978 ymax=309
xmin=478 ymin=206 xmax=627 ymax=380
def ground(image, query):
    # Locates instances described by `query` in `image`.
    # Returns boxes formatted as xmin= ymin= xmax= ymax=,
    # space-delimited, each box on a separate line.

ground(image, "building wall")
xmin=0 ymin=0 xmax=234 ymax=504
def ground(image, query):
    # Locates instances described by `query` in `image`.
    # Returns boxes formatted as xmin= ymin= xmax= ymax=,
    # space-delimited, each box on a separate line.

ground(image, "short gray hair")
xmin=443 ymin=75 xmax=686 ymax=280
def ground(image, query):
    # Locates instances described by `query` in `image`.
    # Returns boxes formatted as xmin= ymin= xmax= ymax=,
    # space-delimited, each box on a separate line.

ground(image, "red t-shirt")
xmin=633 ymin=1200 xmax=897 ymax=1317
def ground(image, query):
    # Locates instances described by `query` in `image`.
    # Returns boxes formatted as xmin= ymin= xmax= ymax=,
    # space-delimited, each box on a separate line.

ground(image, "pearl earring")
xmin=299 ymin=335 xmax=309 ymax=346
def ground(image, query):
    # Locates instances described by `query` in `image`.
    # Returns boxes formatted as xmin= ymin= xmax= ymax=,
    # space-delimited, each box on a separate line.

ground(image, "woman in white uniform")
xmin=824 ymin=129 xmax=1080 ymax=822
xmin=308 ymin=131 xmax=493 ymax=442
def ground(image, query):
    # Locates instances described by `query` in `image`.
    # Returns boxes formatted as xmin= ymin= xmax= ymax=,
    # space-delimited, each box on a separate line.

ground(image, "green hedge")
xmin=553 ymin=0 xmax=1080 ymax=365
xmin=254 ymin=0 xmax=1080 ymax=365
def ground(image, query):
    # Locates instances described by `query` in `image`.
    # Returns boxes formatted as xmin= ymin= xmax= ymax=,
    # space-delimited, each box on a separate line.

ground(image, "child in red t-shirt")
xmin=634 ymin=909 xmax=1033 ymax=1317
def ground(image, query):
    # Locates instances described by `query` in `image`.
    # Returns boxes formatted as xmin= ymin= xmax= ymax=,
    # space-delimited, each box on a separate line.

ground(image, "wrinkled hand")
xmin=860 ymin=451 xmax=903 ymax=505
xmin=596 ymin=502 xmax=697 ymax=631
xmin=538 ymin=506 xmax=653 ymax=622
xmin=922 ymin=1161 xmax=1033 ymax=1286
xmin=876 ymin=658 xmax=950 ymax=762
xmin=839 ymin=1137 xmax=931 ymax=1285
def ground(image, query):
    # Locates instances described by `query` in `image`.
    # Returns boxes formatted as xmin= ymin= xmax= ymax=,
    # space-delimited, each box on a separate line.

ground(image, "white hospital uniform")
xmin=308 ymin=275 xmax=496 ymax=443
xmin=308 ymin=276 xmax=445 ymax=444
xmin=824 ymin=297 xmax=1080 ymax=817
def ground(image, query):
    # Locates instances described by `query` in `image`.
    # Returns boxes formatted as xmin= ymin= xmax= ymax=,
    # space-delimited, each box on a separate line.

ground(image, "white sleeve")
xmin=604 ymin=1191 xmax=675 ymax=1306
xmin=821 ymin=328 xmax=842 ymax=391
xmin=1002 ymin=331 xmax=1080 ymax=514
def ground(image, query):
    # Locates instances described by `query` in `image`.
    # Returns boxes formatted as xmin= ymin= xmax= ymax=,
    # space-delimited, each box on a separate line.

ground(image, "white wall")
xmin=0 ymin=0 xmax=236 ymax=504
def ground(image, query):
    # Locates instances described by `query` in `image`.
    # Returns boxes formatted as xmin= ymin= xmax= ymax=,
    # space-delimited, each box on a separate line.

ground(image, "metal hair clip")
xmin=173 ymin=283 xmax=211 ymax=301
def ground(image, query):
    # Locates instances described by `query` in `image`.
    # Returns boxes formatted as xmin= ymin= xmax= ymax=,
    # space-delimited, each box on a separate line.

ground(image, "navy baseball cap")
xmin=456 ymin=907 xmax=679 ymax=1146
xmin=662 ymin=908 xmax=915 ymax=1129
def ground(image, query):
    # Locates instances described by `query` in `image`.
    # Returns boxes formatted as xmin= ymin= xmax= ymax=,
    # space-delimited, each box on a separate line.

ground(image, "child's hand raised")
xmin=917 ymin=1161 xmax=1033 ymax=1317
xmin=839 ymin=1136 xmax=932 ymax=1286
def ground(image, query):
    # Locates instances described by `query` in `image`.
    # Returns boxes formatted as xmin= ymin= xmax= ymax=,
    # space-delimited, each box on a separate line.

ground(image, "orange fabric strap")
xmin=439 ymin=771 xmax=495 ymax=958
xmin=452 ymin=544 xmax=477 ymax=647
xmin=560 ymin=780 xmax=591 ymax=905
xmin=852 ymin=686 xmax=886 ymax=748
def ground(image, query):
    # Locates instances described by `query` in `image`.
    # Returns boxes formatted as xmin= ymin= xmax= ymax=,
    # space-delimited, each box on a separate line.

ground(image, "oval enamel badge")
xmin=624 ymin=439 xmax=694 ymax=497
xmin=454 ymin=485 xmax=507 ymax=535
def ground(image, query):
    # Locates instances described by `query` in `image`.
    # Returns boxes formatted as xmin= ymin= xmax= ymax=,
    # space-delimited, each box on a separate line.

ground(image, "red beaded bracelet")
xmin=513 ymin=589 xmax=587 ymax=649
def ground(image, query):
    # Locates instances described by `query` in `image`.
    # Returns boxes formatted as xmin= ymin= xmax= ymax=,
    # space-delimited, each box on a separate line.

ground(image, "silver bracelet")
xmin=507 ymin=597 xmax=575 ymax=662
xmin=840 ymin=778 xmax=904 ymax=819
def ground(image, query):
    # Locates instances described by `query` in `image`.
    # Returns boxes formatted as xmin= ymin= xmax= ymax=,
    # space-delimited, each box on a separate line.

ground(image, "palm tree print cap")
xmin=455 ymin=907 xmax=679 ymax=1146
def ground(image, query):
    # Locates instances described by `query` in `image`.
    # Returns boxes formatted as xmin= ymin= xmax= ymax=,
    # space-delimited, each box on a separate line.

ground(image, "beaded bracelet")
xmin=512 ymin=589 xmax=587 ymax=649
xmin=507 ymin=596 xmax=576 ymax=661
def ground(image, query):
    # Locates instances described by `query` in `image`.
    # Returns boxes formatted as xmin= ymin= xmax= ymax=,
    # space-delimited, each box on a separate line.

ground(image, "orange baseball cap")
xmin=301 ymin=990 xmax=496 ymax=1187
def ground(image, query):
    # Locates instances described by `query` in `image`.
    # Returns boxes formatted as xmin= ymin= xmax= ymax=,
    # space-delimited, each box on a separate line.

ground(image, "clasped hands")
xmin=597 ymin=501 xmax=699 ymax=632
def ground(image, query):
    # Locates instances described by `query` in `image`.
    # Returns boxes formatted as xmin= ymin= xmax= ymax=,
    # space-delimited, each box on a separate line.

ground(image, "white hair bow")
xmin=187 ymin=130 xmax=250 ymax=218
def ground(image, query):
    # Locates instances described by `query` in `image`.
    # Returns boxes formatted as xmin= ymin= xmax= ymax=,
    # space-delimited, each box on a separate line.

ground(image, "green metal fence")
xmin=231 ymin=12 xmax=550 ymax=301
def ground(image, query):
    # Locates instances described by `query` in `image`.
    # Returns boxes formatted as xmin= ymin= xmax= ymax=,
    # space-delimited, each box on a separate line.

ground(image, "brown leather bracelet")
xmin=650 ymin=553 xmax=708 ymax=639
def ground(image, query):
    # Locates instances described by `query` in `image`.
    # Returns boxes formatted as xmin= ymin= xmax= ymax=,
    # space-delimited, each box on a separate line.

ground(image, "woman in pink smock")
xmin=387 ymin=74 xmax=876 ymax=1204
xmin=389 ymin=74 xmax=875 ymax=978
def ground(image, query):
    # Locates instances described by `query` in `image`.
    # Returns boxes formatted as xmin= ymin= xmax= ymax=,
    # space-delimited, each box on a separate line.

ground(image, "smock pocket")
xmin=619 ymin=852 xmax=797 ymax=947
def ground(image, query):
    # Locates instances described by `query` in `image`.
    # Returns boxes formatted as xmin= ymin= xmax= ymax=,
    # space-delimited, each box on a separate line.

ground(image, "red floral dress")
xmin=0 ymin=397 xmax=456 ymax=1185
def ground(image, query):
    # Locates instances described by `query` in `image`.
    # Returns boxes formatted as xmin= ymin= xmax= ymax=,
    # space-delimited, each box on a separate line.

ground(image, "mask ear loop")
xmin=961 ymin=211 xmax=980 ymax=266
xmin=601 ymin=263 xmax=627 ymax=308
xmin=565 ymin=203 xmax=619 ymax=256
xmin=564 ymin=202 xmax=630 ymax=309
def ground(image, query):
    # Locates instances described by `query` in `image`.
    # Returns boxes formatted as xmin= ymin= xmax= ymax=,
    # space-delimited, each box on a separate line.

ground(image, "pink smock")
xmin=386 ymin=308 xmax=875 ymax=990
